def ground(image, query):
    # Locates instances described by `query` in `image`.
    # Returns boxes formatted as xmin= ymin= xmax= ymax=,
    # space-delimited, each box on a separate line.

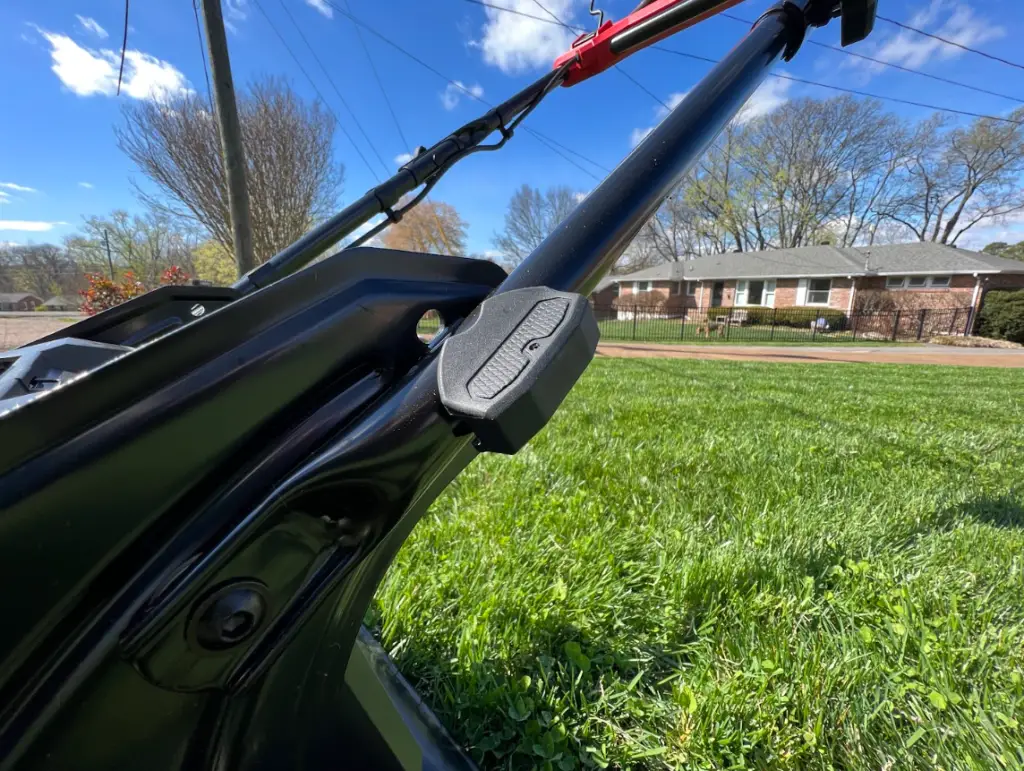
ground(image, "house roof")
xmin=612 ymin=243 xmax=1024 ymax=282
xmin=0 ymin=292 xmax=42 ymax=303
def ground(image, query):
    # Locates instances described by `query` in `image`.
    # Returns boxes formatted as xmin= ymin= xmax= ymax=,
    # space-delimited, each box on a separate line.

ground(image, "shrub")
xmin=738 ymin=307 xmax=847 ymax=329
xmin=611 ymin=291 xmax=668 ymax=311
xmin=160 ymin=265 xmax=191 ymax=286
xmin=977 ymin=290 xmax=1024 ymax=343
xmin=79 ymin=272 xmax=147 ymax=316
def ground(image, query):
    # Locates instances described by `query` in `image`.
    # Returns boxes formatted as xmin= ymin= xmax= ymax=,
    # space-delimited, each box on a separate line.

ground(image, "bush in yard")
xmin=977 ymin=289 xmax=1024 ymax=343
xmin=611 ymin=291 xmax=667 ymax=312
xmin=740 ymin=307 xmax=847 ymax=329
xmin=79 ymin=272 xmax=147 ymax=316
xmin=160 ymin=265 xmax=191 ymax=286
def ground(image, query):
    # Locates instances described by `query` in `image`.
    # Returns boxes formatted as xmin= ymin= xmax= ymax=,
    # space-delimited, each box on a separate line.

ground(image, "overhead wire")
xmin=272 ymin=0 xmax=390 ymax=176
xmin=719 ymin=12 xmax=1024 ymax=105
xmin=321 ymin=0 xmax=607 ymax=181
xmin=876 ymin=14 xmax=1024 ymax=73
xmin=461 ymin=0 xmax=1024 ymax=124
xmin=116 ymin=0 xmax=130 ymax=95
xmin=191 ymin=0 xmax=214 ymax=107
xmin=340 ymin=0 xmax=413 ymax=154
xmin=249 ymin=0 xmax=382 ymax=181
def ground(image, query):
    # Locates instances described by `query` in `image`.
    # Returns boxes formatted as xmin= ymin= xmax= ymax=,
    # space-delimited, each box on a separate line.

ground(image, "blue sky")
xmin=2 ymin=0 xmax=1023 ymax=256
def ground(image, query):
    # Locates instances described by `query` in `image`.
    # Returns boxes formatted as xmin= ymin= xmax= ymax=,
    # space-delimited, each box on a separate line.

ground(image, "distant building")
xmin=39 ymin=296 xmax=81 ymax=312
xmin=0 ymin=293 xmax=43 ymax=312
xmin=604 ymin=243 xmax=1024 ymax=318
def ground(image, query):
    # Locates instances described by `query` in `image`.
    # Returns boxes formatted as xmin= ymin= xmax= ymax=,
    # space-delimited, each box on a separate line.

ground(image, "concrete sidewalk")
xmin=597 ymin=342 xmax=1024 ymax=367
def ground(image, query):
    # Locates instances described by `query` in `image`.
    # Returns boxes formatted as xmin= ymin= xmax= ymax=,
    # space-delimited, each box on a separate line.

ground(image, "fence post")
xmin=680 ymin=309 xmax=687 ymax=340
xmin=948 ymin=308 xmax=958 ymax=336
xmin=916 ymin=308 xmax=927 ymax=341
xmin=891 ymin=310 xmax=901 ymax=341
xmin=852 ymin=312 xmax=859 ymax=341
xmin=811 ymin=310 xmax=818 ymax=342
xmin=725 ymin=309 xmax=732 ymax=341
xmin=770 ymin=307 xmax=777 ymax=341
xmin=632 ymin=306 xmax=638 ymax=341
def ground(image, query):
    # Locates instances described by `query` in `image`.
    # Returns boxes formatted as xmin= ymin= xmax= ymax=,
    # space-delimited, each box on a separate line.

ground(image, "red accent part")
xmin=553 ymin=0 xmax=744 ymax=87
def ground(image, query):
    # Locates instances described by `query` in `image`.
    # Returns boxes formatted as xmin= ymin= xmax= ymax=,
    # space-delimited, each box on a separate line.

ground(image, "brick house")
xmin=604 ymin=243 xmax=1024 ymax=321
xmin=0 ymin=293 xmax=43 ymax=312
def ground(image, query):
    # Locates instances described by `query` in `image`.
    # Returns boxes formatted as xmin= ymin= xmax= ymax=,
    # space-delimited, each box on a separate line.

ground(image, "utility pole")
xmin=200 ymin=0 xmax=255 ymax=275
xmin=103 ymin=229 xmax=115 ymax=280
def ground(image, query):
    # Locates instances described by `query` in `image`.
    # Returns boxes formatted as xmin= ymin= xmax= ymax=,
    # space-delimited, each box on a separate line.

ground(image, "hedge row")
xmin=977 ymin=290 xmax=1024 ymax=344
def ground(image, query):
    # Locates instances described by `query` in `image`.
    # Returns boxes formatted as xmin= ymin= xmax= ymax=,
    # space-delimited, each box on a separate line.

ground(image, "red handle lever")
xmin=553 ymin=0 xmax=743 ymax=87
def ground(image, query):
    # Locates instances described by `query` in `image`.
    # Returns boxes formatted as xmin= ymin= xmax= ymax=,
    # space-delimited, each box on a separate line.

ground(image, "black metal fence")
xmin=587 ymin=304 xmax=973 ymax=344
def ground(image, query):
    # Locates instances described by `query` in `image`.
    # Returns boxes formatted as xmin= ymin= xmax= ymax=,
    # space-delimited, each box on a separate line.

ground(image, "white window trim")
xmin=634 ymin=280 xmax=650 ymax=293
xmin=735 ymin=279 xmax=776 ymax=307
xmin=685 ymin=282 xmax=697 ymax=296
xmin=805 ymin=278 xmax=832 ymax=306
xmin=886 ymin=275 xmax=954 ymax=290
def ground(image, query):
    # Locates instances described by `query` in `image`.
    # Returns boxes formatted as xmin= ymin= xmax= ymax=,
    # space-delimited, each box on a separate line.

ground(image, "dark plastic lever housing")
xmin=438 ymin=287 xmax=599 ymax=454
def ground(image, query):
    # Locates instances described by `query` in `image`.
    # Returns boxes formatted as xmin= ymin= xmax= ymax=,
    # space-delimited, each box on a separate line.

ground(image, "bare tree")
xmin=116 ymin=77 xmax=345 ymax=268
xmin=493 ymin=185 xmax=581 ymax=266
xmin=887 ymin=108 xmax=1024 ymax=244
xmin=77 ymin=211 xmax=201 ymax=286
xmin=0 ymin=244 xmax=83 ymax=298
xmin=381 ymin=200 xmax=468 ymax=256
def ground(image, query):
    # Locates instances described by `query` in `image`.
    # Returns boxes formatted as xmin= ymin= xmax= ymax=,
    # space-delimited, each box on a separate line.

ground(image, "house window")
xmin=807 ymin=278 xmax=831 ymax=305
xmin=686 ymin=282 xmax=697 ymax=296
xmin=611 ymin=283 xmax=620 ymax=297
xmin=907 ymin=276 xmax=928 ymax=288
xmin=670 ymin=282 xmax=680 ymax=295
xmin=736 ymin=279 xmax=776 ymax=306
xmin=929 ymin=275 xmax=951 ymax=288
xmin=635 ymin=281 xmax=650 ymax=293
xmin=886 ymin=276 xmax=905 ymax=289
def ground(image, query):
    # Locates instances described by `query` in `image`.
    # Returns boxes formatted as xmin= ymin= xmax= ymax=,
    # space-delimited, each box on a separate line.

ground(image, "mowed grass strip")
xmin=372 ymin=359 xmax=1024 ymax=770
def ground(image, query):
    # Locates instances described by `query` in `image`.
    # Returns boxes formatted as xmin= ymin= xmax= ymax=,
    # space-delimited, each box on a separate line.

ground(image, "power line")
xmin=340 ymin=0 xmax=412 ymax=155
xmin=876 ymin=14 xmax=1024 ymax=73
xmin=320 ymin=0 xmax=610 ymax=180
xmin=720 ymin=13 xmax=1023 ymax=104
xmin=461 ymin=0 xmax=1023 ymax=125
xmin=273 ymin=0 xmax=390 ymax=176
xmin=192 ymin=0 xmax=214 ymax=105
xmin=249 ymin=0 xmax=381 ymax=180
xmin=116 ymin=0 xmax=130 ymax=95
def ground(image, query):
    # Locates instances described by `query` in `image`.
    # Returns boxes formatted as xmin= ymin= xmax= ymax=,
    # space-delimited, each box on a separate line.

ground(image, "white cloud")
xmin=76 ymin=15 xmax=108 ymax=38
xmin=441 ymin=81 xmax=484 ymax=110
xmin=78 ymin=182 xmax=95 ymax=189
xmin=733 ymin=78 xmax=792 ymax=125
xmin=0 ymin=192 xmax=10 ymax=204
xmin=394 ymin=152 xmax=414 ymax=165
xmin=473 ymin=0 xmax=576 ymax=74
xmin=850 ymin=0 xmax=1004 ymax=78
xmin=0 ymin=220 xmax=69 ymax=232
xmin=573 ymin=191 xmax=587 ymax=203
xmin=0 ymin=182 xmax=36 ymax=193
xmin=222 ymin=0 xmax=248 ymax=32
xmin=629 ymin=79 xmax=791 ymax=147
xmin=36 ymin=29 xmax=191 ymax=101
xmin=630 ymin=91 xmax=689 ymax=147
xmin=303 ymin=0 xmax=333 ymax=18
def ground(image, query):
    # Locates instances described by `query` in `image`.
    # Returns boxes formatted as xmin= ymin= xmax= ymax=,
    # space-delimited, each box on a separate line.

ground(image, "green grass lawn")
xmin=372 ymin=359 xmax=1024 ymax=770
